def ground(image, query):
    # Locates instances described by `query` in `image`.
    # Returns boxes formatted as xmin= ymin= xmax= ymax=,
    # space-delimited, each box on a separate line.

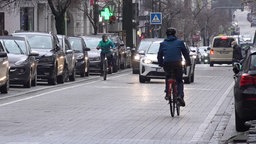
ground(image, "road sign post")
xmin=150 ymin=12 xmax=162 ymax=38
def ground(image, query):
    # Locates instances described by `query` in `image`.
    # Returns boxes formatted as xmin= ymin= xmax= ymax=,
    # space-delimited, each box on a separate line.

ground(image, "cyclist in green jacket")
xmin=96 ymin=34 xmax=115 ymax=75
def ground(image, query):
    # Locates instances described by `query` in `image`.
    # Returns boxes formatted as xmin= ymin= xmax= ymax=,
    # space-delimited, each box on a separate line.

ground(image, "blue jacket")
xmin=157 ymin=35 xmax=191 ymax=65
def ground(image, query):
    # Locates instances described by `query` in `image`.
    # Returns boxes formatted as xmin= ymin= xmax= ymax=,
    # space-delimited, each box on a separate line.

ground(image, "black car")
xmin=68 ymin=36 xmax=90 ymax=77
xmin=0 ymin=36 xmax=39 ymax=88
xmin=12 ymin=32 xmax=66 ymax=85
xmin=109 ymin=34 xmax=132 ymax=70
xmin=132 ymin=38 xmax=164 ymax=74
xmin=0 ymin=41 xmax=9 ymax=93
xmin=57 ymin=35 xmax=76 ymax=82
xmin=233 ymin=47 xmax=256 ymax=132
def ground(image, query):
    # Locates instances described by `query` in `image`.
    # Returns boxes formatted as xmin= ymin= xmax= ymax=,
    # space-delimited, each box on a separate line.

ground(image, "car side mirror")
xmin=55 ymin=44 xmax=61 ymax=51
xmin=29 ymin=51 xmax=39 ymax=56
xmin=66 ymin=49 xmax=73 ymax=54
xmin=120 ymin=43 xmax=125 ymax=47
xmin=233 ymin=63 xmax=241 ymax=74
xmin=83 ymin=47 xmax=90 ymax=51
xmin=0 ymin=52 xmax=7 ymax=57
xmin=207 ymin=47 xmax=211 ymax=50
xmin=191 ymin=50 xmax=196 ymax=53
xmin=138 ymin=50 xmax=145 ymax=55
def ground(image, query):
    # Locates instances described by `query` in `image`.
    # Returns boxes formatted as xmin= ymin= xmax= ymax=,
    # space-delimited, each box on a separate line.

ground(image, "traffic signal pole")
xmin=123 ymin=0 xmax=133 ymax=48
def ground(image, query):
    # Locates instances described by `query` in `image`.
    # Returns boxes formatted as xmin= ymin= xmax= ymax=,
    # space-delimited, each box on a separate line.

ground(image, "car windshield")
xmin=138 ymin=41 xmax=152 ymax=51
xmin=68 ymin=37 xmax=83 ymax=52
xmin=83 ymin=38 xmax=101 ymax=49
xmin=2 ymin=39 xmax=27 ymax=55
xmin=147 ymin=42 xmax=160 ymax=54
xmin=213 ymin=38 xmax=234 ymax=47
xmin=15 ymin=34 xmax=52 ymax=49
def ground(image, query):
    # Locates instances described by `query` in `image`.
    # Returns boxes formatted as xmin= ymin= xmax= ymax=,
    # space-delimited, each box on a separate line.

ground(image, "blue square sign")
xmin=150 ymin=12 xmax=162 ymax=25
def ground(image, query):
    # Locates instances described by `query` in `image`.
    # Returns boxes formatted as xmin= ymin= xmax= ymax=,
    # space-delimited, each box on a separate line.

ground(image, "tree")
xmin=47 ymin=0 xmax=71 ymax=35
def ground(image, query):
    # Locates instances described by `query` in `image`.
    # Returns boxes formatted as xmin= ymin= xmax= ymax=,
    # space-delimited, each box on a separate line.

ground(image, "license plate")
xmin=156 ymin=68 xmax=163 ymax=72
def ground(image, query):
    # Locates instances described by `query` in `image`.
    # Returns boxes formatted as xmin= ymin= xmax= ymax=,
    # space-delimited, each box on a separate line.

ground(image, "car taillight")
xmin=210 ymin=49 xmax=214 ymax=55
xmin=240 ymin=74 xmax=256 ymax=87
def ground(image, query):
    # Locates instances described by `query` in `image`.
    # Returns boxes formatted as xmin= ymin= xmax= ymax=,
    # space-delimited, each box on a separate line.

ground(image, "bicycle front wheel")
xmin=103 ymin=59 xmax=108 ymax=80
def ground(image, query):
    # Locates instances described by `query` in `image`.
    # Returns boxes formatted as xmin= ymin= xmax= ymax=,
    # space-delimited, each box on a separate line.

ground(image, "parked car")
xmin=109 ymin=34 xmax=132 ymax=69
xmin=198 ymin=46 xmax=210 ymax=64
xmin=139 ymin=40 xmax=195 ymax=84
xmin=68 ymin=36 xmax=90 ymax=77
xmin=0 ymin=41 xmax=9 ymax=93
xmin=81 ymin=36 xmax=102 ymax=74
xmin=12 ymin=32 xmax=66 ymax=85
xmin=57 ymin=35 xmax=76 ymax=82
xmin=189 ymin=46 xmax=201 ymax=64
xmin=0 ymin=36 xmax=39 ymax=88
xmin=233 ymin=47 xmax=256 ymax=132
xmin=132 ymin=38 xmax=164 ymax=74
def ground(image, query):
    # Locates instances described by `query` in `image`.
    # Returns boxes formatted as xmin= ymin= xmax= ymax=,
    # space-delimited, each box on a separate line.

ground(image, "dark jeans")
xmin=163 ymin=62 xmax=184 ymax=99
xmin=100 ymin=53 xmax=113 ymax=72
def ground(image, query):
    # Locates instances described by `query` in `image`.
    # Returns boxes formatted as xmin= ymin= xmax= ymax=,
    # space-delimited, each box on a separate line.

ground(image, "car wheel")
xmin=32 ymin=71 xmax=37 ymax=87
xmin=139 ymin=75 xmax=146 ymax=83
xmin=57 ymin=65 xmax=67 ymax=84
xmin=48 ymin=64 xmax=57 ymax=85
xmin=0 ymin=78 xmax=9 ymax=94
xmin=69 ymin=68 xmax=76 ymax=81
xmin=210 ymin=63 xmax=214 ymax=67
xmin=191 ymin=72 xmax=194 ymax=83
xmin=235 ymin=109 xmax=249 ymax=132
xmin=24 ymin=72 xmax=32 ymax=88
xmin=80 ymin=65 xmax=86 ymax=77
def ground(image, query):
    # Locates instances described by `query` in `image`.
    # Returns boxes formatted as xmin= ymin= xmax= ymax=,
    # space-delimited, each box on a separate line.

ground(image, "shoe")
xmin=177 ymin=97 xmax=185 ymax=107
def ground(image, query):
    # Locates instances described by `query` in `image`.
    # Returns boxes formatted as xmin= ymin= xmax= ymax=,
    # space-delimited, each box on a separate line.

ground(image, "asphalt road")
xmin=0 ymin=64 xmax=240 ymax=144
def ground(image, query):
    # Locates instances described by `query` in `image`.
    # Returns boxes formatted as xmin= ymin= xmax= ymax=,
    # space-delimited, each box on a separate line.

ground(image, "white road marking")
xmin=0 ymin=73 xmax=130 ymax=107
xmin=190 ymin=81 xmax=234 ymax=143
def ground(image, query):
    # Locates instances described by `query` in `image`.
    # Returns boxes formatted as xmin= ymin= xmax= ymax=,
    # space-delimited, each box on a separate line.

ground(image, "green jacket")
xmin=97 ymin=40 xmax=115 ymax=54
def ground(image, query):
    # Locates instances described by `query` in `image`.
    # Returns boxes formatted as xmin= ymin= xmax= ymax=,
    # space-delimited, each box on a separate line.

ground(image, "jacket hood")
xmin=165 ymin=35 xmax=177 ymax=42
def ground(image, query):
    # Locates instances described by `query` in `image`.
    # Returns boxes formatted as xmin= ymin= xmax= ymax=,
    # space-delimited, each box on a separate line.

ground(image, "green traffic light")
xmin=100 ymin=7 xmax=113 ymax=20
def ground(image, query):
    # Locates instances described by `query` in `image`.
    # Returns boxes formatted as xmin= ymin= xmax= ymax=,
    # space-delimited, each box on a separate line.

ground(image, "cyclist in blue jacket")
xmin=157 ymin=27 xmax=191 ymax=107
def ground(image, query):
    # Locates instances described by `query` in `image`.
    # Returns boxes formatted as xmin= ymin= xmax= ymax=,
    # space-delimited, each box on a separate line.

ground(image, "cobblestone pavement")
xmin=0 ymin=65 xmax=240 ymax=144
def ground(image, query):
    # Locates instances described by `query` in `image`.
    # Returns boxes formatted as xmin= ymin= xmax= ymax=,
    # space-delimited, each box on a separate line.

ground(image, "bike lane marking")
xmin=189 ymin=81 xmax=234 ymax=143
xmin=0 ymin=73 xmax=130 ymax=107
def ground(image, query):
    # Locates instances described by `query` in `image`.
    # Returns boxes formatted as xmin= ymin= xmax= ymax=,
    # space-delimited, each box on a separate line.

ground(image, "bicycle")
xmin=102 ymin=54 xmax=108 ymax=80
xmin=166 ymin=70 xmax=180 ymax=117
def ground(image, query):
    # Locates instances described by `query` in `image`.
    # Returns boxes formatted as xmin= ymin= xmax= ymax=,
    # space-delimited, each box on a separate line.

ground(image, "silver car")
xmin=0 ymin=41 xmax=9 ymax=93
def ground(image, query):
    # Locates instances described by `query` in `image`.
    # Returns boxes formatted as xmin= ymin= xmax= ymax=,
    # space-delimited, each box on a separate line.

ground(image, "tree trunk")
xmin=55 ymin=13 xmax=65 ymax=35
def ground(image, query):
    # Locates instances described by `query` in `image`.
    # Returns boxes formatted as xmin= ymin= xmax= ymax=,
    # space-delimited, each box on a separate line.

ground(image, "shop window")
xmin=20 ymin=7 xmax=34 ymax=31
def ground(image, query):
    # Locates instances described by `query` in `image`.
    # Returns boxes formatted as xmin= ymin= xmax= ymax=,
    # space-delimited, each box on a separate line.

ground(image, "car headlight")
xmin=76 ymin=55 xmax=84 ymax=60
xmin=134 ymin=54 xmax=140 ymax=61
xmin=181 ymin=60 xmax=186 ymax=66
xmin=192 ymin=55 xmax=197 ymax=59
xmin=142 ymin=58 xmax=152 ymax=64
xmin=15 ymin=58 xmax=28 ymax=66
xmin=204 ymin=53 xmax=208 ymax=57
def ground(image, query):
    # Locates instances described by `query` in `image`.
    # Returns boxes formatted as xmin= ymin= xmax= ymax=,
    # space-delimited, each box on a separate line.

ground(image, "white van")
xmin=209 ymin=36 xmax=235 ymax=67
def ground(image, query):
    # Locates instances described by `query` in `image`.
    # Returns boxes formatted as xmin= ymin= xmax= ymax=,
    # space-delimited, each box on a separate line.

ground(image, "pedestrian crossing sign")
xmin=150 ymin=12 xmax=162 ymax=25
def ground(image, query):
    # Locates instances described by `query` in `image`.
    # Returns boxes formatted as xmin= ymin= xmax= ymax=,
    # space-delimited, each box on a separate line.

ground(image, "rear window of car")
xmin=213 ymin=37 xmax=234 ymax=48
xmin=249 ymin=54 xmax=256 ymax=70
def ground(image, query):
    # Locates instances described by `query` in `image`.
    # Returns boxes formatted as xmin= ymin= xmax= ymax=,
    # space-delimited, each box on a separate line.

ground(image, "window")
xmin=213 ymin=38 xmax=234 ymax=48
xmin=3 ymin=39 xmax=26 ymax=54
xmin=20 ymin=7 xmax=34 ymax=31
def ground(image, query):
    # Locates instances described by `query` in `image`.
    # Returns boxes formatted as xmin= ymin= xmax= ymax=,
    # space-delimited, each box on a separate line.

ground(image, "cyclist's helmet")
xmin=166 ymin=27 xmax=176 ymax=36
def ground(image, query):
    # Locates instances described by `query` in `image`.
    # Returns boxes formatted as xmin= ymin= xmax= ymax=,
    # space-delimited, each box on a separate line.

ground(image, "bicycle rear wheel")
xmin=173 ymin=85 xmax=180 ymax=116
xmin=168 ymin=84 xmax=175 ymax=117
xmin=103 ymin=58 xmax=108 ymax=80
